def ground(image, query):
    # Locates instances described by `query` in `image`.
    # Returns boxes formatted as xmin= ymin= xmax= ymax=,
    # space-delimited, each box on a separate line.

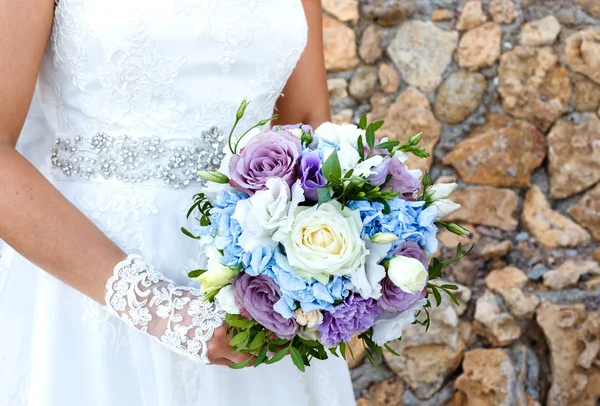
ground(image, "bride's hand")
xmin=207 ymin=325 xmax=254 ymax=367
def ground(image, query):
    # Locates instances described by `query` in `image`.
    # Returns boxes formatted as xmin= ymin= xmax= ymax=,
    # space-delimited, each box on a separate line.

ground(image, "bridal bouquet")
xmin=183 ymin=101 xmax=470 ymax=371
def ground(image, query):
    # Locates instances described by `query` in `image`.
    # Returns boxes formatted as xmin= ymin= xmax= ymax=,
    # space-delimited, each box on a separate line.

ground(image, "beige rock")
xmin=537 ymin=302 xmax=589 ymax=406
xmin=571 ymin=73 xmax=600 ymax=112
xmin=362 ymin=0 xmax=416 ymax=27
xmin=359 ymin=26 xmax=383 ymax=64
xmin=378 ymin=63 xmax=400 ymax=94
xmin=523 ymin=185 xmax=591 ymax=248
xmin=566 ymin=29 xmax=600 ymax=85
xmin=543 ymin=260 xmax=600 ymax=290
xmin=469 ymin=112 xmax=513 ymax=138
xmin=359 ymin=378 xmax=404 ymax=406
xmin=378 ymin=87 xmax=441 ymax=172
xmin=322 ymin=14 xmax=359 ymax=72
xmin=576 ymin=0 xmax=600 ymax=17
xmin=456 ymin=348 xmax=526 ymax=405
xmin=569 ymin=184 xmax=600 ymax=240
xmin=489 ymin=0 xmax=518 ymax=24
xmin=331 ymin=109 xmax=353 ymax=125
xmin=327 ymin=77 xmax=348 ymax=100
xmin=366 ymin=93 xmax=391 ymax=123
xmin=486 ymin=267 xmax=540 ymax=319
xmin=349 ymin=66 xmax=379 ymax=101
xmin=443 ymin=119 xmax=547 ymax=187
xmin=346 ymin=335 xmax=367 ymax=368
xmin=322 ymin=0 xmax=359 ymax=23
xmin=434 ymin=71 xmax=486 ymax=123
xmin=577 ymin=313 xmax=600 ymax=371
xmin=457 ymin=22 xmax=501 ymax=71
xmin=431 ymin=9 xmax=454 ymax=22
xmin=479 ymin=240 xmax=513 ymax=260
xmin=573 ymin=371 xmax=600 ymax=406
xmin=520 ymin=16 xmax=561 ymax=46
xmin=474 ymin=290 xmax=521 ymax=346
xmin=438 ymin=223 xmax=479 ymax=250
xmin=456 ymin=1 xmax=487 ymax=31
xmin=387 ymin=20 xmax=458 ymax=92
xmin=446 ymin=187 xmax=519 ymax=231
xmin=498 ymin=46 xmax=571 ymax=131
xmin=547 ymin=113 xmax=600 ymax=198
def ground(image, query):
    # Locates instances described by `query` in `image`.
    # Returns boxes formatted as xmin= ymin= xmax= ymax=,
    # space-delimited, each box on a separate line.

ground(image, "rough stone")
xmin=378 ymin=63 xmax=400 ymax=94
xmin=431 ymin=9 xmax=454 ymax=22
xmin=349 ymin=66 xmax=379 ymax=101
xmin=446 ymin=187 xmax=519 ymax=231
xmin=537 ymin=302 xmax=589 ymax=406
xmin=434 ymin=71 xmax=486 ymax=124
xmin=367 ymin=93 xmax=391 ymax=123
xmin=327 ymin=77 xmax=349 ymax=100
xmin=450 ymin=259 xmax=478 ymax=286
xmin=322 ymin=14 xmax=359 ymax=72
xmin=479 ymin=240 xmax=513 ymax=260
xmin=456 ymin=349 xmax=525 ymax=405
xmin=443 ymin=119 xmax=546 ymax=187
xmin=379 ymin=87 xmax=442 ymax=172
xmin=569 ymin=184 xmax=600 ymax=241
xmin=474 ymin=290 xmax=521 ymax=346
xmin=362 ymin=0 xmax=416 ymax=27
xmin=358 ymin=378 xmax=405 ymax=406
xmin=486 ymin=267 xmax=540 ymax=319
xmin=322 ymin=0 xmax=359 ymax=23
xmin=571 ymin=73 xmax=600 ymax=112
xmin=566 ymin=29 xmax=600 ymax=85
xmin=576 ymin=0 xmax=600 ymax=17
xmin=489 ymin=0 xmax=518 ymax=24
xmin=331 ymin=109 xmax=353 ymax=125
xmin=387 ymin=20 xmax=458 ymax=92
xmin=543 ymin=260 xmax=600 ymax=290
xmin=548 ymin=113 xmax=600 ymax=198
xmin=456 ymin=1 xmax=487 ymax=31
xmin=359 ymin=25 xmax=383 ymax=64
xmin=457 ymin=22 xmax=501 ymax=71
xmin=498 ymin=46 xmax=571 ymax=131
xmin=520 ymin=16 xmax=561 ymax=46
xmin=523 ymin=185 xmax=591 ymax=248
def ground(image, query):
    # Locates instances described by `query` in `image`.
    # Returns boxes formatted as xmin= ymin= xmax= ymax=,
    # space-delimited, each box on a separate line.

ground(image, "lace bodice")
xmin=39 ymin=0 xmax=308 ymax=142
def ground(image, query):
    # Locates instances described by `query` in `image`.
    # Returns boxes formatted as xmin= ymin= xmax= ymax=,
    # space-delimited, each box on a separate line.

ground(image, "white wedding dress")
xmin=0 ymin=0 xmax=355 ymax=405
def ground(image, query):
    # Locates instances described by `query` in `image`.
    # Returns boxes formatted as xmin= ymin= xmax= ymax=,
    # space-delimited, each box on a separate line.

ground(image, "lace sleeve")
xmin=104 ymin=254 xmax=225 ymax=363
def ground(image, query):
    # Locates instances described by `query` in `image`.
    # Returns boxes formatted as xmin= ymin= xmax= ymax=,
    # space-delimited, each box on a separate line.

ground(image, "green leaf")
xmin=289 ymin=347 xmax=306 ymax=372
xmin=249 ymin=330 xmax=266 ymax=350
xmin=358 ymin=115 xmax=367 ymax=130
xmin=266 ymin=348 xmax=289 ymax=364
xmin=374 ymin=140 xmax=399 ymax=151
xmin=317 ymin=188 xmax=332 ymax=206
xmin=365 ymin=125 xmax=375 ymax=149
xmin=229 ymin=330 xmax=249 ymax=348
xmin=371 ymin=120 xmax=384 ymax=132
xmin=384 ymin=343 xmax=401 ymax=357
xmin=254 ymin=347 xmax=268 ymax=368
xmin=441 ymin=284 xmax=459 ymax=290
xmin=430 ymin=284 xmax=442 ymax=307
xmin=226 ymin=316 xmax=253 ymax=329
xmin=187 ymin=269 xmax=207 ymax=279
xmin=228 ymin=356 xmax=253 ymax=370
xmin=339 ymin=342 xmax=347 ymax=360
xmin=357 ymin=134 xmax=365 ymax=161
xmin=321 ymin=150 xmax=342 ymax=181
xmin=270 ymin=339 xmax=289 ymax=346
xmin=181 ymin=227 xmax=200 ymax=240
xmin=444 ymin=290 xmax=460 ymax=306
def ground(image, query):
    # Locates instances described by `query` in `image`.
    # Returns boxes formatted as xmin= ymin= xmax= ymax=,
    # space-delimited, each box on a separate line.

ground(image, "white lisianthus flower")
xmin=353 ymin=155 xmax=385 ymax=177
xmin=370 ymin=232 xmax=398 ymax=244
xmin=315 ymin=122 xmax=364 ymax=146
xmin=287 ymin=128 xmax=303 ymax=139
xmin=197 ymin=246 xmax=239 ymax=295
xmin=233 ymin=178 xmax=305 ymax=251
xmin=428 ymin=182 xmax=457 ymax=200
xmin=387 ymin=256 xmax=428 ymax=295
xmin=215 ymin=285 xmax=240 ymax=315
xmin=431 ymin=199 xmax=461 ymax=219
xmin=275 ymin=201 xmax=367 ymax=281
xmin=372 ymin=299 xmax=427 ymax=345
xmin=349 ymin=239 xmax=391 ymax=300
xmin=294 ymin=309 xmax=324 ymax=328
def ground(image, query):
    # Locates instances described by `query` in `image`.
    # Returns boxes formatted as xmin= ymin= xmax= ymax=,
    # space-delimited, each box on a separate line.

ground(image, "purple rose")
xmin=229 ymin=131 xmax=302 ymax=195
xmin=316 ymin=293 xmax=382 ymax=346
xmin=233 ymin=273 xmax=299 ymax=340
xmin=300 ymin=152 xmax=327 ymax=201
xmin=379 ymin=242 xmax=429 ymax=313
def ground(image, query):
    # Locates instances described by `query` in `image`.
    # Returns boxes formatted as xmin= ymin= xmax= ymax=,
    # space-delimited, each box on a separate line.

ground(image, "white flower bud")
xmin=387 ymin=256 xmax=428 ymax=295
xmin=370 ymin=232 xmax=398 ymax=244
xmin=431 ymin=199 xmax=461 ymax=219
xmin=428 ymin=183 xmax=457 ymax=200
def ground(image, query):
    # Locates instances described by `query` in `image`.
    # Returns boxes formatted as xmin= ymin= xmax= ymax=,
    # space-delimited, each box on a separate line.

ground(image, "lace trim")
xmin=105 ymin=254 xmax=225 ymax=363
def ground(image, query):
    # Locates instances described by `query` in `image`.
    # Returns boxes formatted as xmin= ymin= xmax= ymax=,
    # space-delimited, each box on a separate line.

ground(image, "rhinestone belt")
xmin=50 ymin=128 xmax=226 ymax=189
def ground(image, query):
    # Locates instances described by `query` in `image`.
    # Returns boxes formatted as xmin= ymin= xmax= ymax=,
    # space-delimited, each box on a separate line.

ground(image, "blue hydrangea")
xmin=347 ymin=198 xmax=438 ymax=255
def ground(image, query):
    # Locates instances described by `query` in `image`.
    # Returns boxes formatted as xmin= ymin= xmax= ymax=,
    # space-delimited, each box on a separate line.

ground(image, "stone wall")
xmin=321 ymin=0 xmax=600 ymax=405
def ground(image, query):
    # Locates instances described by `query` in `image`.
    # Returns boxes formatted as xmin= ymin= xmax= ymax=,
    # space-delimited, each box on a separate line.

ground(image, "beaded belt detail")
xmin=50 ymin=128 xmax=226 ymax=189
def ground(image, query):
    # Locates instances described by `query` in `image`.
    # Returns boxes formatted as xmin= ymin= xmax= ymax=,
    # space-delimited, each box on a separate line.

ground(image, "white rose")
xmin=315 ymin=122 xmax=364 ymax=146
xmin=294 ymin=309 xmax=324 ymax=328
xmin=233 ymin=178 xmax=305 ymax=251
xmin=431 ymin=199 xmax=461 ymax=219
xmin=197 ymin=246 xmax=239 ymax=294
xmin=428 ymin=182 xmax=457 ymax=200
xmin=387 ymin=256 xmax=428 ymax=295
xmin=371 ymin=299 xmax=427 ymax=345
xmin=215 ymin=285 xmax=240 ymax=315
xmin=349 ymin=239 xmax=391 ymax=300
xmin=275 ymin=201 xmax=367 ymax=281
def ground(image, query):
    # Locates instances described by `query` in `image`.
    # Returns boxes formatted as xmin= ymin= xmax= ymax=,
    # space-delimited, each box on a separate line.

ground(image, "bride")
xmin=0 ymin=0 xmax=356 ymax=404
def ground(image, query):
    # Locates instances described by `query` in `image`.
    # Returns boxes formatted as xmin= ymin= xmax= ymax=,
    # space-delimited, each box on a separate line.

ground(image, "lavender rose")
xmin=233 ymin=273 xmax=299 ymax=340
xmin=229 ymin=131 xmax=302 ymax=195
xmin=316 ymin=293 xmax=382 ymax=346
xmin=300 ymin=152 xmax=327 ymax=201
xmin=378 ymin=242 xmax=429 ymax=313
